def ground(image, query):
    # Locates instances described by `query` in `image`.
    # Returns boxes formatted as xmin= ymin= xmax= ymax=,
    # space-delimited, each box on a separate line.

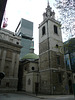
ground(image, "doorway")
xmin=68 ymin=80 xmax=73 ymax=94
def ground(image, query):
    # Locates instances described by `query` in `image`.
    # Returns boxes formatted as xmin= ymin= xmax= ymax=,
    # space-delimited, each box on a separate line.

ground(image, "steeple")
xmin=47 ymin=0 xmax=49 ymax=6
xmin=43 ymin=0 xmax=55 ymax=20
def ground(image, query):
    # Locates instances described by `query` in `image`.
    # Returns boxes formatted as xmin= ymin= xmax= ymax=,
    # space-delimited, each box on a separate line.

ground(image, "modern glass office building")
xmin=64 ymin=38 xmax=75 ymax=72
xmin=15 ymin=18 xmax=33 ymax=59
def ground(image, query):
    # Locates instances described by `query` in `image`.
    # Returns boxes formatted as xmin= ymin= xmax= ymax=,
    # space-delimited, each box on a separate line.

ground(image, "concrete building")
xmin=0 ymin=28 xmax=22 ymax=92
xmin=15 ymin=18 xmax=33 ymax=59
xmin=64 ymin=38 xmax=75 ymax=94
xmin=64 ymin=38 xmax=75 ymax=72
xmin=38 ymin=2 xmax=68 ymax=94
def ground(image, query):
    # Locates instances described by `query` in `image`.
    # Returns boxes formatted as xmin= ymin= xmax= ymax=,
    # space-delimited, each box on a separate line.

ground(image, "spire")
xmin=46 ymin=0 xmax=51 ymax=12
xmin=43 ymin=0 xmax=55 ymax=20
xmin=47 ymin=0 xmax=49 ymax=6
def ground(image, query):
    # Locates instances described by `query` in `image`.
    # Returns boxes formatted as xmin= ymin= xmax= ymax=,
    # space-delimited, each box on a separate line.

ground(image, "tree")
xmin=54 ymin=0 xmax=75 ymax=41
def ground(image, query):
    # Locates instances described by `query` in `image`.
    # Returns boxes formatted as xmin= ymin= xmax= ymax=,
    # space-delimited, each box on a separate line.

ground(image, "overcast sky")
xmin=5 ymin=0 xmax=58 ymax=54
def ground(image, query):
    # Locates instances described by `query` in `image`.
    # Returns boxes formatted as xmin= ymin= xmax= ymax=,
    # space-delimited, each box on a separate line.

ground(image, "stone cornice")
xmin=0 ymin=39 xmax=22 ymax=52
xmin=0 ymin=28 xmax=21 ymax=40
xmin=39 ymin=18 xmax=61 ymax=28
xmin=39 ymin=68 xmax=66 ymax=72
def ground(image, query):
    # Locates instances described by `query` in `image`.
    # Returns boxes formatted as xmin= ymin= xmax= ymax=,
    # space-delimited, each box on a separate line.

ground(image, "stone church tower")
xmin=39 ymin=2 xmax=68 ymax=94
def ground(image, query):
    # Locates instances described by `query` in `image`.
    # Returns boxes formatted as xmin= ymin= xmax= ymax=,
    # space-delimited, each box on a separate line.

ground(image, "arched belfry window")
xmin=32 ymin=67 xmax=34 ymax=70
xmin=42 ymin=26 xmax=46 ymax=36
xmin=54 ymin=25 xmax=58 ymax=34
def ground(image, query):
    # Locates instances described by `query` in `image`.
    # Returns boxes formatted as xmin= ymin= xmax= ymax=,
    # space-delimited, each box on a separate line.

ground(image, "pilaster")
xmin=0 ymin=50 xmax=6 ymax=72
xmin=14 ymin=53 xmax=20 ymax=78
xmin=9 ymin=52 xmax=16 ymax=77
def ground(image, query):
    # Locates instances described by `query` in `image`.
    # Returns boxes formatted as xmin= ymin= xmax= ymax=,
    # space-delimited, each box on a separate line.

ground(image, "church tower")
xmin=39 ymin=1 xmax=68 ymax=94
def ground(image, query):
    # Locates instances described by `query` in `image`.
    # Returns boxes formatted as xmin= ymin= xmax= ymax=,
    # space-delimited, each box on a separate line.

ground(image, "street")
xmin=0 ymin=93 xmax=74 ymax=100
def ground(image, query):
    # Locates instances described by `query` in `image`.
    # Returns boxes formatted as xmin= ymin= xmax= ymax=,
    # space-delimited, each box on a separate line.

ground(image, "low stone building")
xmin=18 ymin=46 xmax=39 ymax=93
xmin=0 ymin=28 xmax=22 ymax=92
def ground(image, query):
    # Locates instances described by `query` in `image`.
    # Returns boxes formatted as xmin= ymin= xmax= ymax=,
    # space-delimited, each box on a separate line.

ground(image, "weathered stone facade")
xmin=39 ymin=2 xmax=69 ymax=94
xmin=0 ymin=28 xmax=22 ymax=92
xmin=18 ymin=47 xmax=39 ymax=93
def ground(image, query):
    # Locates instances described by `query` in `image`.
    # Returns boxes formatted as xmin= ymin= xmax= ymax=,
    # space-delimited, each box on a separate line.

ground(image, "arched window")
xmin=32 ymin=67 xmax=34 ymax=70
xmin=28 ymin=79 xmax=31 ymax=85
xmin=56 ymin=44 xmax=58 ymax=48
xmin=6 ymin=82 xmax=9 ymax=87
xmin=42 ymin=26 xmax=46 ymax=36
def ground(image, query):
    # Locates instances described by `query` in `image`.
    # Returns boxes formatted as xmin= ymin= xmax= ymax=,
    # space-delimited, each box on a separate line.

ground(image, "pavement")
xmin=37 ymin=95 xmax=74 ymax=99
xmin=0 ymin=92 xmax=74 ymax=100
xmin=18 ymin=91 xmax=74 ymax=99
xmin=27 ymin=93 xmax=74 ymax=100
